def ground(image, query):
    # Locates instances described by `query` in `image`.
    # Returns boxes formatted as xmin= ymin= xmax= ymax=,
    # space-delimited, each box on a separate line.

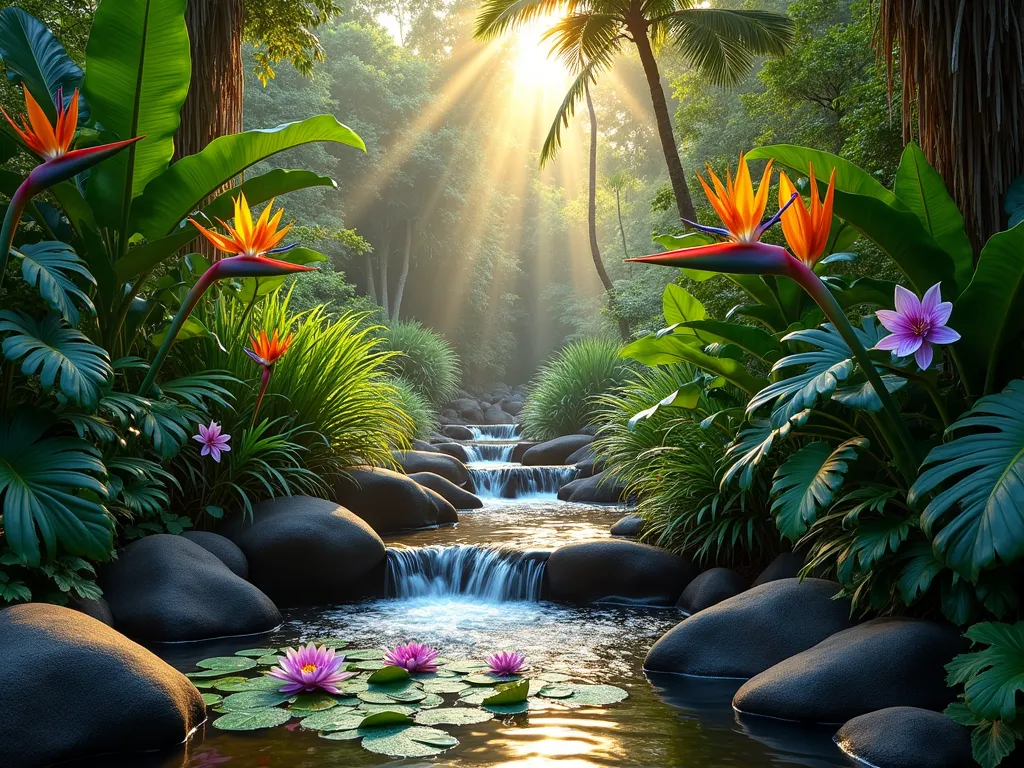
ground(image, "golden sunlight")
xmin=509 ymin=14 xmax=569 ymax=87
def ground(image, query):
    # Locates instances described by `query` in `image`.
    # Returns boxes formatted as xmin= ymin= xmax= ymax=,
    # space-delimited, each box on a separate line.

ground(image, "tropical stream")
xmin=104 ymin=427 xmax=856 ymax=768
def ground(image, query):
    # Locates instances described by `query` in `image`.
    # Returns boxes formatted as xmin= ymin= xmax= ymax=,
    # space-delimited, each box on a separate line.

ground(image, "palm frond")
xmin=542 ymin=12 xmax=623 ymax=72
xmin=474 ymin=0 xmax=571 ymax=39
xmin=541 ymin=56 xmax=613 ymax=165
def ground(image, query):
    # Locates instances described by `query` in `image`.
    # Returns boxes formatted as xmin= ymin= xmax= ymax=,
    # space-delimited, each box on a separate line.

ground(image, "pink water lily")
xmin=193 ymin=421 xmax=231 ymax=463
xmin=384 ymin=642 xmax=439 ymax=673
xmin=486 ymin=651 xmax=525 ymax=676
xmin=268 ymin=643 xmax=355 ymax=695
xmin=875 ymin=283 xmax=960 ymax=370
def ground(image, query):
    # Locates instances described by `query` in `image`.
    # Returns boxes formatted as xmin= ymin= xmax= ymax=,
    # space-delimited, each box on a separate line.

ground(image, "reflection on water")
xmin=94 ymin=498 xmax=856 ymax=768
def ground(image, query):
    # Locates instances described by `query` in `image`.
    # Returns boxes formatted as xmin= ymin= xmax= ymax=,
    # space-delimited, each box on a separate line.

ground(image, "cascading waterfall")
xmin=387 ymin=545 xmax=545 ymax=601
xmin=470 ymin=466 xmax=578 ymax=499
xmin=463 ymin=442 xmax=516 ymax=464
xmin=467 ymin=424 xmax=521 ymax=440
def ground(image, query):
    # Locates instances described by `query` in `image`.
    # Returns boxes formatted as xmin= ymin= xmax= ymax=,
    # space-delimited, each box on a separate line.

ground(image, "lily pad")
xmin=443 ymin=660 xmax=488 ymax=674
xmin=537 ymin=672 xmax=572 ymax=683
xmin=355 ymin=703 xmax=416 ymax=716
xmin=300 ymin=709 xmax=365 ymax=732
xmin=345 ymin=649 xmax=385 ymax=660
xmin=538 ymin=686 xmax=574 ymax=698
xmin=423 ymin=678 xmax=470 ymax=694
xmin=186 ymin=670 xmax=235 ymax=679
xmin=359 ymin=710 xmax=413 ymax=727
xmin=218 ymin=676 xmax=284 ymax=693
xmin=360 ymin=725 xmax=458 ymax=758
xmin=458 ymin=687 xmax=497 ymax=705
xmin=483 ymin=679 xmax=530 ymax=706
xmin=465 ymin=673 xmax=511 ymax=686
xmin=358 ymin=691 xmax=398 ymax=705
xmin=256 ymin=655 xmax=282 ymax=666
xmin=483 ymin=701 xmax=529 ymax=715
xmin=414 ymin=707 xmax=495 ymax=726
xmin=212 ymin=709 xmax=292 ymax=731
xmin=562 ymin=684 xmax=628 ymax=706
xmin=190 ymin=679 xmax=218 ymax=689
xmin=367 ymin=665 xmax=410 ymax=684
xmin=320 ymin=729 xmax=361 ymax=741
xmin=418 ymin=693 xmax=445 ymax=709
xmin=351 ymin=660 xmax=386 ymax=671
xmin=234 ymin=648 xmax=278 ymax=657
xmin=201 ymin=693 xmax=223 ymax=707
xmin=196 ymin=656 xmax=257 ymax=673
xmin=338 ymin=679 xmax=370 ymax=694
xmin=289 ymin=693 xmax=341 ymax=712
xmin=210 ymin=677 xmax=250 ymax=692
xmin=221 ymin=690 xmax=293 ymax=711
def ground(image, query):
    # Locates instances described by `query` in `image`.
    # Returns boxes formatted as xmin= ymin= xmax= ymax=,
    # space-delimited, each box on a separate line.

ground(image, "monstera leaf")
xmin=0 ymin=311 xmax=111 ymax=407
xmin=722 ymin=411 xmax=809 ymax=490
xmin=16 ymin=241 xmax=96 ymax=326
xmin=770 ymin=438 xmax=867 ymax=540
xmin=0 ymin=411 xmax=113 ymax=565
xmin=911 ymin=380 xmax=1024 ymax=579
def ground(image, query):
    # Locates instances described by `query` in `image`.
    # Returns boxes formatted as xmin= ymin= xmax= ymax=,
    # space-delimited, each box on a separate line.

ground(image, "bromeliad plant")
xmin=624 ymin=145 xmax=1024 ymax=766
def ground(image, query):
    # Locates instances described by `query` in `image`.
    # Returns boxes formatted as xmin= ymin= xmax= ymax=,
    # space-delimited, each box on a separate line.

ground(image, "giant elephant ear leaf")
xmin=0 ymin=7 xmax=89 ymax=123
xmin=0 ymin=410 xmax=113 ymax=566
xmin=0 ymin=311 xmax=111 ymax=407
xmin=15 ymin=241 xmax=97 ymax=326
xmin=770 ymin=438 xmax=867 ymax=540
xmin=910 ymin=379 xmax=1024 ymax=579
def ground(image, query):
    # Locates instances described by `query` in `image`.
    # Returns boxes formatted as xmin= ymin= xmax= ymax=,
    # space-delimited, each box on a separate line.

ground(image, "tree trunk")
xmin=615 ymin=187 xmax=628 ymax=259
xmin=365 ymin=252 xmax=377 ymax=304
xmin=391 ymin=217 xmax=412 ymax=321
xmin=378 ymin=228 xmax=391 ymax=317
xmin=586 ymin=83 xmax=632 ymax=343
xmin=629 ymin=18 xmax=697 ymax=225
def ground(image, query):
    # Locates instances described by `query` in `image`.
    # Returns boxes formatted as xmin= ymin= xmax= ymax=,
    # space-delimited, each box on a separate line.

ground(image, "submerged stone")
xmin=834 ymin=707 xmax=972 ymax=768
xmin=410 ymin=471 xmax=484 ymax=509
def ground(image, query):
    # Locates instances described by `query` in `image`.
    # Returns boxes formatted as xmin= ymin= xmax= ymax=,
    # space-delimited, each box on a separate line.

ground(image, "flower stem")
xmin=785 ymin=259 xmax=921 ymax=484
xmin=0 ymin=178 xmax=33 ymax=292
xmin=252 ymin=366 xmax=272 ymax=427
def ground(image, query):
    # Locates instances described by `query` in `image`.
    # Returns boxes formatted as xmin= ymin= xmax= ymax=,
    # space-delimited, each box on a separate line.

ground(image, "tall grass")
xmin=592 ymin=364 xmax=780 ymax=568
xmin=379 ymin=320 xmax=461 ymax=406
xmin=520 ymin=338 xmax=632 ymax=440
xmin=391 ymin=377 xmax=438 ymax=440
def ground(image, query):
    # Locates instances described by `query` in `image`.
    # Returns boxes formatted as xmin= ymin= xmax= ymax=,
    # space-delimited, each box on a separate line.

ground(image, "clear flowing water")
xmin=470 ymin=464 xmax=579 ymax=500
xmin=109 ymin=428 xmax=857 ymax=768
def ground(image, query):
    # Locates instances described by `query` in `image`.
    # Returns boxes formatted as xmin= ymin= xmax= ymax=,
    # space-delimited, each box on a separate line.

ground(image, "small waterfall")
xmin=387 ymin=545 xmax=545 ymax=601
xmin=463 ymin=442 xmax=516 ymax=464
xmin=467 ymin=424 xmax=521 ymax=440
xmin=470 ymin=466 xmax=577 ymax=499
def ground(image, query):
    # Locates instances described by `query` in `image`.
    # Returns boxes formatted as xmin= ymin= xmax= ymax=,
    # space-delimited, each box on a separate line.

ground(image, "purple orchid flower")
xmin=384 ymin=642 xmax=439 ymax=673
xmin=875 ymin=283 xmax=960 ymax=370
xmin=192 ymin=421 xmax=231 ymax=463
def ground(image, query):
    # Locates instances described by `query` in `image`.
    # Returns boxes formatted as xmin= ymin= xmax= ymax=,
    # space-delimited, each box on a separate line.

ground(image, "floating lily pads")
xmin=201 ymin=693 xmax=223 ymax=707
xmin=360 ymin=725 xmax=459 ymax=758
xmin=320 ymin=729 xmax=361 ymax=741
xmin=213 ymin=709 xmax=292 ymax=731
xmin=414 ymin=707 xmax=495 ymax=726
xmin=538 ymin=685 xmax=574 ymax=698
xmin=465 ymin=673 xmax=511 ymax=686
xmin=345 ymin=649 xmax=385 ymax=660
xmin=483 ymin=679 xmax=529 ymax=706
xmin=196 ymin=656 xmax=258 ymax=673
xmin=256 ymin=655 xmax=282 ymax=666
xmin=483 ymin=701 xmax=529 ymax=715
xmin=354 ymin=703 xmax=416 ymax=716
xmin=359 ymin=710 xmax=413 ymax=727
xmin=338 ymin=679 xmax=370 ymax=694
xmin=537 ymin=672 xmax=572 ymax=683
xmin=418 ymin=693 xmax=445 ymax=709
xmin=289 ymin=693 xmax=341 ymax=713
xmin=358 ymin=691 xmax=398 ymax=705
xmin=221 ymin=691 xmax=293 ymax=711
xmin=309 ymin=637 xmax=349 ymax=649
xmin=186 ymin=670 xmax=235 ymax=679
xmin=234 ymin=648 xmax=279 ymax=657
xmin=367 ymin=665 xmax=410 ymax=684
xmin=458 ymin=687 xmax=497 ymax=705
xmin=423 ymin=678 xmax=470 ymax=694
xmin=300 ymin=709 xmax=366 ymax=732
xmin=217 ymin=675 xmax=284 ymax=693
xmin=351 ymin=660 xmax=386 ymax=671
xmin=556 ymin=684 xmax=629 ymax=707
xmin=443 ymin=660 xmax=489 ymax=673
xmin=210 ymin=677 xmax=250 ymax=692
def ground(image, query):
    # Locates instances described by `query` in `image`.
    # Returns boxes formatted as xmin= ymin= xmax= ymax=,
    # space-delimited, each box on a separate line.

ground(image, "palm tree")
xmin=474 ymin=0 xmax=793 ymax=225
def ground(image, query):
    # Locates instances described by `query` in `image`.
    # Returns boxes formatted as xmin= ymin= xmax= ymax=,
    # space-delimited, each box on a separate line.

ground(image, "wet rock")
xmin=225 ymin=496 xmax=387 ymax=606
xmin=394 ymin=450 xmax=471 ymax=487
xmin=484 ymin=404 xmax=512 ymax=424
xmin=834 ymin=707 xmax=972 ymax=768
xmin=564 ymin=469 xmax=628 ymax=503
xmin=677 ymin=568 xmax=747 ymax=616
xmin=434 ymin=442 xmax=469 ymax=462
xmin=752 ymin=552 xmax=805 ymax=586
xmin=181 ymin=530 xmax=248 ymax=579
xmin=545 ymin=539 xmax=697 ymax=605
xmin=411 ymin=438 xmax=441 ymax=453
xmin=522 ymin=434 xmax=596 ymax=466
xmin=101 ymin=534 xmax=280 ymax=642
xmin=334 ymin=466 xmax=453 ymax=532
xmin=733 ymin=617 xmax=967 ymax=723
xmin=66 ymin=595 xmax=114 ymax=626
xmin=411 ymin=471 xmax=483 ymax=509
xmin=0 ymin=603 xmax=206 ymax=768
xmin=610 ymin=513 xmax=644 ymax=537
xmin=566 ymin=444 xmax=595 ymax=464
xmin=421 ymin=485 xmax=460 ymax=525
xmin=644 ymin=578 xmax=853 ymax=678
xmin=503 ymin=399 xmax=524 ymax=416
xmin=442 ymin=424 xmax=475 ymax=441
xmin=512 ymin=441 xmax=538 ymax=463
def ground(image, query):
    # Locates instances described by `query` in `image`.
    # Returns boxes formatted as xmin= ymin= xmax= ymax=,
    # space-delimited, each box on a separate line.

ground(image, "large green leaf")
xmin=15 ymin=241 xmax=96 ymax=326
xmin=949 ymin=222 xmax=1024 ymax=396
xmin=723 ymin=412 xmax=808 ymax=490
xmin=0 ymin=7 xmax=89 ymax=122
xmin=679 ymin=319 xmax=780 ymax=359
xmin=911 ymin=379 xmax=1024 ymax=579
xmin=0 ymin=411 xmax=113 ymax=565
xmin=662 ymin=283 xmax=706 ymax=325
xmin=130 ymin=116 xmax=365 ymax=240
xmin=946 ymin=622 xmax=1024 ymax=722
xmin=83 ymin=0 xmax=191 ymax=229
xmin=770 ymin=438 xmax=867 ymax=540
xmin=0 ymin=311 xmax=112 ymax=407
xmin=893 ymin=142 xmax=973 ymax=290
xmin=746 ymin=144 xmax=958 ymax=296
xmin=115 ymin=169 xmax=337 ymax=280
xmin=621 ymin=332 xmax=767 ymax=394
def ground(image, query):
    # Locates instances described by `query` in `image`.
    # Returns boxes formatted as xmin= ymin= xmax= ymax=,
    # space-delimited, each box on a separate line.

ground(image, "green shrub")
xmin=391 ymin=377 xmax=439 ymax=440
xmin=592 ymin=365 xmax=780 ymax=568
xmin=520 ymin=338 xmax=632 ymax=440
xmin=379 ymin=320 xmax=462 ymax=406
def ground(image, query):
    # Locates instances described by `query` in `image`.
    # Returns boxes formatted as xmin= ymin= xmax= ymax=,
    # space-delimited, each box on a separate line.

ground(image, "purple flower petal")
xmin=875 ymin=309 xmax=912 ymax=334
xmin=895 ymin=334 xmax=923 ymax=358
xmin=894 ymin=284 xmax=920 ymax=315
xmin=932 ymin=301 xmax=953 ymax=326
xmin=920 ymin=282 xmax=943 ymax=314
xmin=927 ymin=325 xmax=961 ymax=344
xmin=915 ymin=342 xmax=934 ymax=370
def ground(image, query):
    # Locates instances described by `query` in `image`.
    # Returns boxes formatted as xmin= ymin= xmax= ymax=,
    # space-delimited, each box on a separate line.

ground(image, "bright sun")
xmin=510 ymin=14 xmax=569 ymax=86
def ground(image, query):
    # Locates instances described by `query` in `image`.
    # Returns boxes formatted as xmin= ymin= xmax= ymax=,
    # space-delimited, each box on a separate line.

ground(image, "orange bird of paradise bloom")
xmin=694 ymin=152 xmax=785 ymax=243
xmin=778 ymin=163 xmax=837 ymax=267
xmin=190 ymin=193 xmax=295 ymax=259
xmin=246 ymin=329 xmax=295 ymax=367
xmin=1 ymin=86 xmax=78 ymax=160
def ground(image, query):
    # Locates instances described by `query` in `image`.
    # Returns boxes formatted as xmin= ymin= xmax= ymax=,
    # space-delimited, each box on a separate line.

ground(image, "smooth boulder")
xmin=441 ymin=424 xmax=475 ymax=440
xmin=411 ymin=471 xmax=483 ymax=509
xmin=394 ymin=450 xmax=471 ymax=487
xmin=512 ymin=441 xmax=538 ymax=463
xmin=421 ymin=485 xmax=460 ymax=525
xmin=335 ymin=467 xmax=454 ymax=532
xmin=545 ymin=539 xmax=697 ymax=605
xmin=834 ymin=707 xmax=972 ymax=768
xmin=67 ymin=595 xmax=114 ymax=626
xmin=522 ymin=434 xmax=595 ymax=466
xmin=227 ymin=496 xmax=388 ymax=606
xmin=644 ymin=578 xmax=854 ymax=678
xmin=0 ymin=604 xmax=206 ymax=768
xmin=677 ymin=567 xmax=747 ymax=616
xmin=564 ymin=469 xmax=628 ymax=503
xmin=182 ymin=530 xmax=248 ymax=578
xmin=752 ymin=552 xmax=805 ymax=586
xmin=733 ymin=617 xmax=967 ymax=723
xmin=101 ymin=534 xmax=280 ymax=641
xmin=610 ymin=513 xmax=644 ymax=537
xmin=434 ymin=442 xmax=469 ymax=462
